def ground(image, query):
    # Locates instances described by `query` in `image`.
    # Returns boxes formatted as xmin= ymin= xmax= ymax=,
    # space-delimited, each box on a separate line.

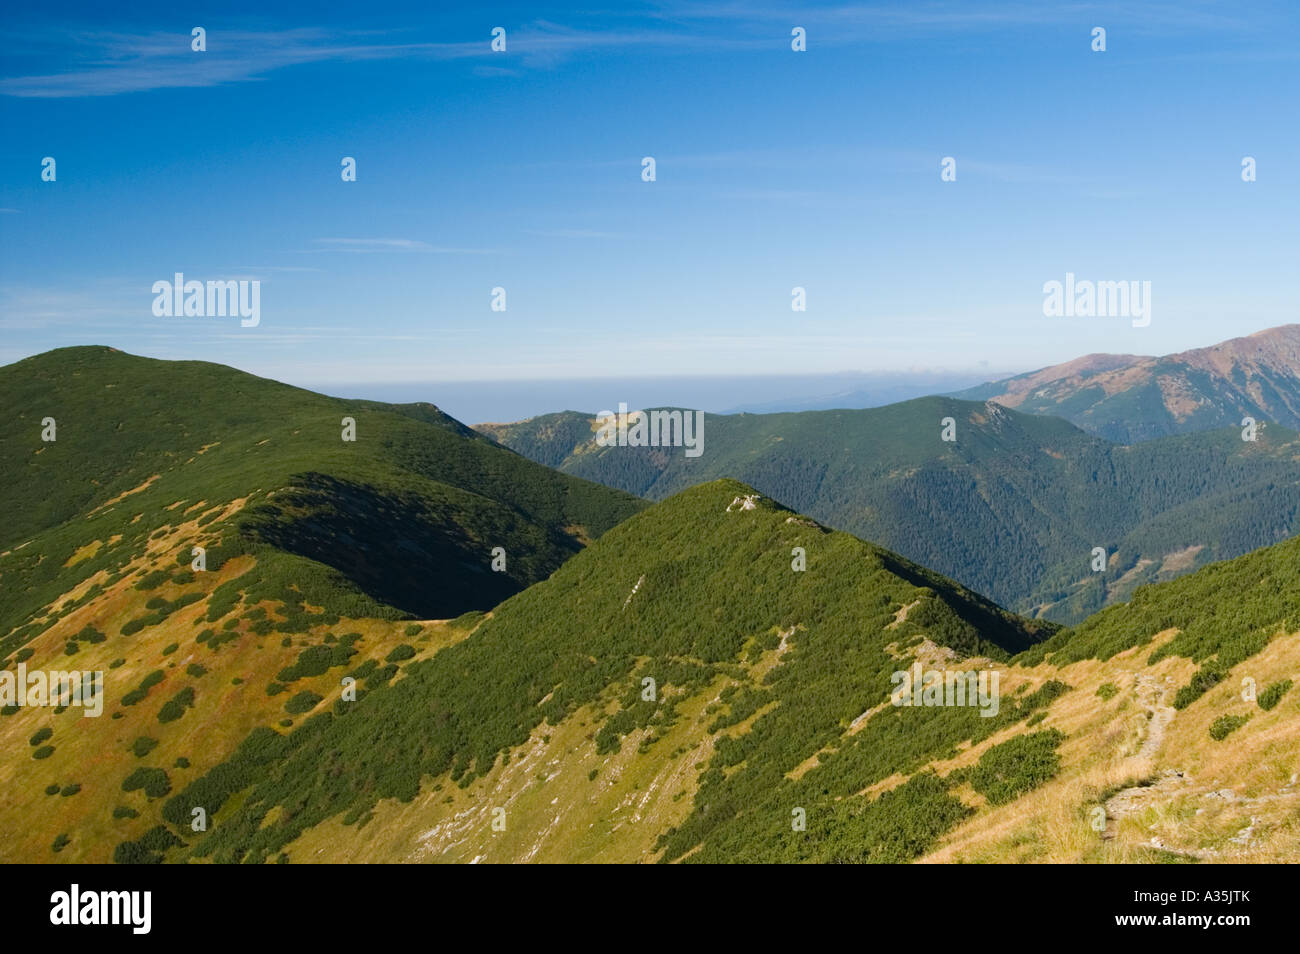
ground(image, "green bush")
xmin=131 ymin=736 xmax=159 ymax=758
xmin=112 ymin=825 xmax=183 ymax=864
xmin=1174 ymin=667 xmax=1225 ymax=709
xmin=76 ymin=624 xmax=106 ymax=644
xmin=961 ymin=730 xmax=1066 ymax=805
xmin=121 ymin=767 xmax=171 ymax=799
xmin=32 ymin=745 xmax=54 ymax=760
xmin=385 ymin=644 xmax=416 ymax=663
xmin=60 ymin=783 xmax=81 ymax=797
xmin=1209 ymin=714 xmax=1249 ymax=741
xmin=112 ymin=805 xmax=140 ymax=819
xmin=122 ymin=670 xmax=166 ymax=707
xmin=1096 ymin=683 xmax=1118 ymax=701
xmin=276 ymin=640 xmax=358 ymax=682
xmin=285 ymin=691 xmax=323 ymax=715
xmin=29 ymin=727 xmax=52 ymax=747
xmin=135 ymin=570 xmax=171 ymax=591
xmin=1258 ymin=679 xmax=1292 ymax=712
xmin=158 ymin=687 xmax=196 ymax=723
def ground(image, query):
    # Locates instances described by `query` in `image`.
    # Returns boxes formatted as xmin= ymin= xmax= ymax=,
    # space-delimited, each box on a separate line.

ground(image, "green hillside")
xmin=0 ymin=346 xmax=645 ymax=654
xmin=154 ymin=479 xmax=1060 ymax=864
xmin=117 ymin=480 xmax=1300 ymax=864
xmin=7 ymin=347 xmax=1299 ymax=865
xmin=478 ymin=399 xmax=1300 ymax=623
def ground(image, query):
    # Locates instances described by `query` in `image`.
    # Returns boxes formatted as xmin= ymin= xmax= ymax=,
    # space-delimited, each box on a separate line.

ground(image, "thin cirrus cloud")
xmin=306 ymin=238 xmax=499 ymax=254
xmin=0 ymin=21 xmax=714 ymax=99
xmin=521 ymin=228 xmax=634 ymax=240
xmin=652 ymin=0 xmax=1256 ymax=33
xmin=0 ymin=27 xmax=480 ymax=98
xmin=0 ymin=4 xmax=1275 ymax=100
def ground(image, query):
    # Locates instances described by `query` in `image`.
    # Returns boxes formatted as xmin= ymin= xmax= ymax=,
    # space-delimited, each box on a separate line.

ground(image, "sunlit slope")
xmin=956 ymin=323 xmax=1300 ymax=443
xmin=0 ymin=346 xmax=646 ymax=647
xmin=9 ymin=478 xmax=1297 ymax=863
xmin=236 ymin=495 xmax=1300 ymax=864
xmin=922 ymin=531 xmax=1300 ymax=862
xmin=163 ymin=479 xmax=1063 ymax=864
xmin=0 ymin=507 xmax=486 ymax=862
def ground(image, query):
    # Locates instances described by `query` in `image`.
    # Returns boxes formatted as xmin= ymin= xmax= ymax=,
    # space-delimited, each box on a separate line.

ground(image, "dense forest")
xmin=482 ymin=399 xmax=1300 ymax=622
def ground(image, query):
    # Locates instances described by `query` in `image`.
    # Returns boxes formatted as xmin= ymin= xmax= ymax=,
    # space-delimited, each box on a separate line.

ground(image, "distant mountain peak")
xmin=954 ymin=324 xmax=1300 ymax=443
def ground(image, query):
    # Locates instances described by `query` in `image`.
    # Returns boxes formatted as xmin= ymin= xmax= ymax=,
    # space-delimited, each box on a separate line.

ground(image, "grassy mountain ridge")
xmin=0 ymin=344 xmax=638 ymax=863
xmin=148 ymin=479 xmax=1061 ymax=863
xmin=955 ymin=323 xmax=1300 ymax=443
xmin=85 ymin=479 xmax=1299 ymax=864
xmin=6 ymin=347 xmax=1298 ymax=864
xmin=477 ymin=397 xmax=1300 ymax=622
xmin=0 ymin=346 xmax=646 ymax=647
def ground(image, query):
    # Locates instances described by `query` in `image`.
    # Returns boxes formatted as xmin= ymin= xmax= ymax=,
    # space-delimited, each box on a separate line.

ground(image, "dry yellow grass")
xmin=918 ymin=629 xmax=1300 ymax=863
xmin=0 ymin=518 xmax=452 ymax=863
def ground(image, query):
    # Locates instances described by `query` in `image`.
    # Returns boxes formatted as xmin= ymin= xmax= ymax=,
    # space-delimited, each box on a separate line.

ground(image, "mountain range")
xmin=953 ymin=324 xmax=1300 ymax=443
xmin=2 ymin=341 xmax=1297 ymax=864
xmin=479 ymin=395 xmax=1300 ymax=623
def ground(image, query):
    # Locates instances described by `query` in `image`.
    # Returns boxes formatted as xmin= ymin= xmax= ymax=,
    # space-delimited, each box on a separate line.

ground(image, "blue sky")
xmin=2 ymin=1 xmax=1298 ymax=416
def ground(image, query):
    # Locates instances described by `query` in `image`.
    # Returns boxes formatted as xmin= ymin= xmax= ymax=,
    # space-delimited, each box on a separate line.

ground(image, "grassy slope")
xmin=7 ymin=477 xmax=1297 ymax=863
xmin=478 ymin=400 xmax=1300 ymax=622
xmin=0 ymin=537 xmax=485 ymax=862
xmin=922 ymin=531 xmax=1300 ymax=861
xmin=0 ymin=346 xmax=644 ymax=861
xmin=183 ymin=487 xmax=1300 ymax=864
xmin=0 ymin=346 xmax=646 ymax=653
xmin=160 ymin=479 xmax=1065 ymax=864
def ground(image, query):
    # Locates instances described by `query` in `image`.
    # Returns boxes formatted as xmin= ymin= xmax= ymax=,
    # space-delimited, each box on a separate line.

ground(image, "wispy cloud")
xmin=0 ymin=28 xmax=484 ymax=98
xmin=0 ymin=21 xmax=710 ymax=98
xmin=522 ymin=228 xmax=633 ymax=240
xmin=3 ymin=5 xmax=1271 ymax=99
xmin=648 ymin=0 xmax=1259 ymax=35
xmin=307 ymin=238 xmax=498 ymax=254
xmin=229 ymin=264 xmax=324 ymax=273
xmin=0 ymin=284 xmax=139 ymax=329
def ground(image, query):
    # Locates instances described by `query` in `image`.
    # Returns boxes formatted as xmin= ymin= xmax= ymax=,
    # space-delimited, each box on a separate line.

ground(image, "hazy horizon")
xmin=301 ymin=366 xmax=1020 ymax=424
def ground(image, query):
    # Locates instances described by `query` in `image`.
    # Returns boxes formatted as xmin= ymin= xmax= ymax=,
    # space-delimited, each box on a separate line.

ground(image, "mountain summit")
xmin=956 ymin=324 xmax=1300 ymax=442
